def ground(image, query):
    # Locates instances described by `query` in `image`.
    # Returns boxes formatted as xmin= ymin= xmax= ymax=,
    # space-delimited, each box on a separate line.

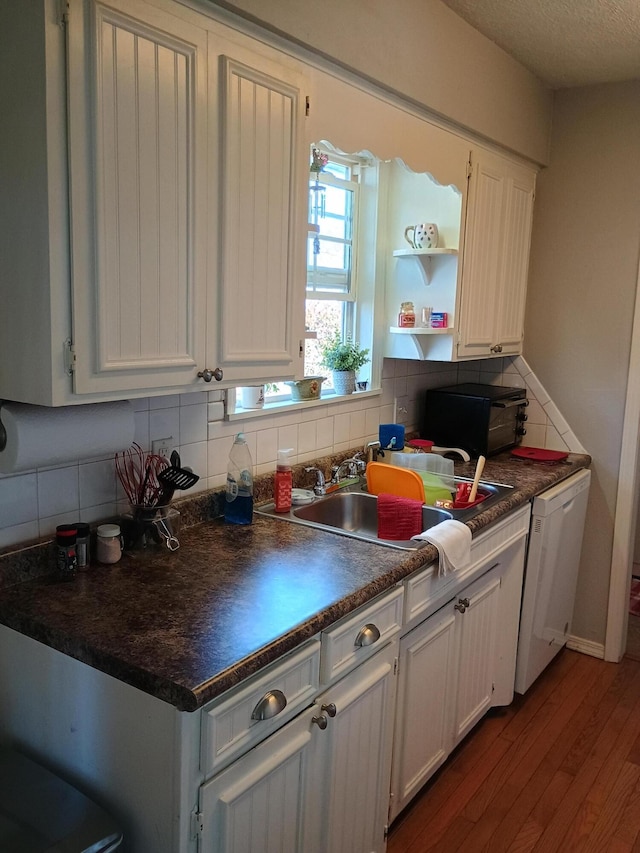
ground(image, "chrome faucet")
xmin=304 ymin=466 xmax=327 ymax=496
xmin=331 ymin=453 xmax=366 ymax=485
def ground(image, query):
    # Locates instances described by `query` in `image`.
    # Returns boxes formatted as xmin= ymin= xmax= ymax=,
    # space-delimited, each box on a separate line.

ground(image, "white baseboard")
xmin=566 ymin=635 xmax=605 ymax=659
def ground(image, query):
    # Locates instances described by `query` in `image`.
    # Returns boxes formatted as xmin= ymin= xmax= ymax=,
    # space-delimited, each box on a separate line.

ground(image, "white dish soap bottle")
xmin=224 ymin=433 xmax=254 ymax=525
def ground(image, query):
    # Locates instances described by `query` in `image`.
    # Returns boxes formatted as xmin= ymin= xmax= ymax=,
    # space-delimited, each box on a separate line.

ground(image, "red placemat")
xmin=511 ymin=446 xmax=569 ymax=462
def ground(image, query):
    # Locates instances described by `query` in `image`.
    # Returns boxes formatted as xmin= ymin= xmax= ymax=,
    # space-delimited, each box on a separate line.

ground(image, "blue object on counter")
xmin=379 ymin=423 xmax=405 ymax=450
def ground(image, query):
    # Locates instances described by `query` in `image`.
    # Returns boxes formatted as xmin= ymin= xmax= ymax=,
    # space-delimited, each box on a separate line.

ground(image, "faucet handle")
xmin=364 ymin=441 xmax=381 ymax=464
xmin=351 ymin=457 xmax=367 ymax=474
xmin=304 ymin=466 xmax=326 ymax=496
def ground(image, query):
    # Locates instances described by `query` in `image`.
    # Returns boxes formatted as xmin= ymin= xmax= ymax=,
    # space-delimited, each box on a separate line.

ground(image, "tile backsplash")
xmin=0 ymin=356 xmax=584 ymax=549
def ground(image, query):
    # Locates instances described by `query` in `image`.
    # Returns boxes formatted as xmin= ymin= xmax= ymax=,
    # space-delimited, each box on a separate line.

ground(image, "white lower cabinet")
xmin=389 ymin=506 xmax=529 ymax=822
xmin=198 ymin=640 xmax=398 ymax=853
xmin=389 ymin=605 xmax=457 ymax=820
xmin=307 ymin=640 xmax=398 ymax=853
xmin=198 ymin=706 xmax=313 ymax=852
xmin=450 ymin=568 xmax=502 ymax=745
xmin=0 ymin=511 xmax=529 ymax=852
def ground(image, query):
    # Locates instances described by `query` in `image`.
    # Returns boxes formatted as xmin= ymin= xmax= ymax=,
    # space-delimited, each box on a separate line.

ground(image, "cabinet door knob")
xmin=454 ymin=597 xmax=470 ymax=614
xmin=490 ymin=344 xmax=503 ymax=354
xmin=251 ymin=689 xmax=287 ymax=721
xmin=312 ymin=714 xmax=328 ymax=730
xmin=321 ymin=703 xmax=337 ymax=718
xmin=198 ymin=367 xmax=223 ymax=383
xmin=354 ymin=623 xmax=381 ymax=648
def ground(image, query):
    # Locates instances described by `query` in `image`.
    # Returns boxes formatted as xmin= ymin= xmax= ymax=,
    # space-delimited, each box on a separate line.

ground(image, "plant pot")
xmin=237 ymin=386 xmax=265 ymax=409
xmin=332 ymin=369 xmax=356 ymax=396
xmin=284 ymin=376 xmax=326 ymax=401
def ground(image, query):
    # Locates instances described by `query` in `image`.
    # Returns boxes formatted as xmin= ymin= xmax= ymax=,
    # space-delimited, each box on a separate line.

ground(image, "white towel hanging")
xmin=412 ymin=519 xmax=472 ymax=575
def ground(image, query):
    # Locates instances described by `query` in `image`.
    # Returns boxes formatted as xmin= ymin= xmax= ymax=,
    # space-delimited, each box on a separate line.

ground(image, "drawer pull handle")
xmin=321 ymin=703 xmax=337 ymax=717
xmin=354 ymin=623 xmax=381 ymax=647
xmin=312 ymin=714 xmax=328 ymax=730
xmin=251 ymin=689 xmax=287 ymax=721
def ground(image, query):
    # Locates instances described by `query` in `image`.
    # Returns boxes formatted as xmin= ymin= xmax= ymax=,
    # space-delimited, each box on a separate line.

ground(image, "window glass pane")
xmin=323 ymin=162 xmax=349 ymax=180
xmin=307 ymin=155 xmax=355 ymax=296
xmin=308 ymin=238 xmax=351 ymax=274
xmin=304 ymin=300 xmax=345 ymax=390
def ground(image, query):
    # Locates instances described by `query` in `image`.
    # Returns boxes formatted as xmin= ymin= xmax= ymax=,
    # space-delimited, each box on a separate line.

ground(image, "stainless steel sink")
xmin=257 ymin=490 xmax=450 ymax=550
xmin=255 ymin=478 xmax=513 ymax=550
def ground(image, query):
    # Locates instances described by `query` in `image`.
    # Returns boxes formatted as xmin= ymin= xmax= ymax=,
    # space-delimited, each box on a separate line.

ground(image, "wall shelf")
xmin=392 ymin=248 xmax=458 ymax=258
xmin=389 ymin=325 xmax=454 ymax=359
xmin=389 ymin=326 xmax=452 ymax=335
xmin=392 ymin=247 xmax=458 ymax=284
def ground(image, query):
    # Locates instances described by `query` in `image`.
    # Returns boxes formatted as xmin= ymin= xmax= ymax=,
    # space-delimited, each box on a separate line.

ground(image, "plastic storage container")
xmin=225 ymin=433 xmax=254 ymax=524
xmin=0 ymin=747 xmax=123 ymax=852
xmin=96 ymin=524 xmax=123 ymax=564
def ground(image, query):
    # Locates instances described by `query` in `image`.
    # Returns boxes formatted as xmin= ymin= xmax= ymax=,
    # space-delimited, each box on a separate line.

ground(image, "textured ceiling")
xmin=440 ymin=0 xmax=640 ymax=88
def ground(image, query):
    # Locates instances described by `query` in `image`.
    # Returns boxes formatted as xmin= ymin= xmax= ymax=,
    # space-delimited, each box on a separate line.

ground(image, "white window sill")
xmin=226 ymin=388 xmax=381 ymax=421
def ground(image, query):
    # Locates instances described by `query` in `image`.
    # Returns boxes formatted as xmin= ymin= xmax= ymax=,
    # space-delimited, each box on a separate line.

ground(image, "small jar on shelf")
xmin=398 ymin=301 xmax=416 ymax=328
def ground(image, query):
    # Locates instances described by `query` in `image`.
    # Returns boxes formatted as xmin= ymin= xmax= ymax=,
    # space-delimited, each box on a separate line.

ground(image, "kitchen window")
xmin=267 ymin=145 xmax=377 ymax=401
xmin=303 ymin=149 xmax=360 ymax=388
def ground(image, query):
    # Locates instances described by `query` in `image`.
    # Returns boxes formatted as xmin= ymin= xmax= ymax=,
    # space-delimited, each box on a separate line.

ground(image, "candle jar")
xmin=96 ymin=524 xmax=124 ymax=564
xmin=398 ymin=301 xmax=416 ymax=327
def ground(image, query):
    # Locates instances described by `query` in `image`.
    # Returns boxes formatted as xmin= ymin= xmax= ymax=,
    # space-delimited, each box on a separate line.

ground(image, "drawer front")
xmin=404 ymin=564 xmax=457 ymax=627
xmin=404 ymin=505 xmax=530 ymax=628
xmin=201 ymin=639 xmax=320 ymax=777
xmin=320 ymin=585 xmax=404 ymax=684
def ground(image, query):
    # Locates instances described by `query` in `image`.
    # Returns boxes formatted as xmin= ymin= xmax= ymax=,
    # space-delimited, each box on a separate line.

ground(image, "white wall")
xmin=524 ymin=80 xmax=640 ymax=646
xmin=206 ymin=0 xmax=553 ymax=164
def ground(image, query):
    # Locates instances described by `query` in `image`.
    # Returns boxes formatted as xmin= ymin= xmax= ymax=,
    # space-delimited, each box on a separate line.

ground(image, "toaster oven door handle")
xmin=492 ymin=399 xmax=529 ymax=409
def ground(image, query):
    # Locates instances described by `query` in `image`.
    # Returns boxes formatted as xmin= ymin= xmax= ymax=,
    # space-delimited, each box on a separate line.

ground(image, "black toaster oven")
xmin=422 ymin=383 xmax=528 ymax=458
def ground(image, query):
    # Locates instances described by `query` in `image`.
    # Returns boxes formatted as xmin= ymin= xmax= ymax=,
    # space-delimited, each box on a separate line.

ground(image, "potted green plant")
xmin=320 ymin=331 xmax=370 ymax=396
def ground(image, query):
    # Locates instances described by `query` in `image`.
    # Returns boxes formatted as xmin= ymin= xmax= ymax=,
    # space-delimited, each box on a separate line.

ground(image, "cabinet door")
xmin=67 ymin=0 xmax=209 ymax=395
xmin=494 ymin=169 xmax=535 ymax=354
xmin=211 ymin=48 xmax=307 ymax=383
xmin=305 ymin=641 xmax=398 ymax=853
xmin=199 ymin=708 xmax=313 ymax=853
xmin=451 ymin=569 xmax=501 ymax=745
xmin=457 ymin=149 xmax=535 ymax=359
xmin=389 ymin=605 xmax=456 ymax=822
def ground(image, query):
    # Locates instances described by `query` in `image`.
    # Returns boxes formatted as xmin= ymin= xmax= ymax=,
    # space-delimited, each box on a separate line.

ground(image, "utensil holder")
xmin=121 ymin=506 xmax=181 ymax=550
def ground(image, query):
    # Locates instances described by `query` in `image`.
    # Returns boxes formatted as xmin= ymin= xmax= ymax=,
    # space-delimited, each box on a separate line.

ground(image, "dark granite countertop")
xmin=0 ymin=451 xmax=590 ymax=712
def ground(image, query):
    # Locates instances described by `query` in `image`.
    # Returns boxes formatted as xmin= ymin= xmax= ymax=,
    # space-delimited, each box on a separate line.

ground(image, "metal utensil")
xmin=153 ymin=517 xmax=180 ymax=551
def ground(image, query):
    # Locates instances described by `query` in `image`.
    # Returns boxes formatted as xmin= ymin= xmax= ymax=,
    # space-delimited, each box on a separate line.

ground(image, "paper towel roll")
xmin=0 ymin=401 xmax=135 ymax=474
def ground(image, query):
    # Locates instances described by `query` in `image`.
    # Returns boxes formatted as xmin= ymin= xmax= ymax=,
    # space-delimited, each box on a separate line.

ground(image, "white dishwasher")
xmin=515 ymin=468 xmax=591 ymax=694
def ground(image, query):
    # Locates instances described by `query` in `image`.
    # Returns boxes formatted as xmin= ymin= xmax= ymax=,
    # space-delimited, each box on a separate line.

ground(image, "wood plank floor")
xmin=387 ymin=649 xmax=640 ymax=852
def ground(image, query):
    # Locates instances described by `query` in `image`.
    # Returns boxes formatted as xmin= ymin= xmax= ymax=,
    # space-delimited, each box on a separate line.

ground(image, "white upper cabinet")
xmin=69 ymin=0 xmax=307 ymax=396
xmin=456 ymin=149 xmax=536 ymax=359
xmin=213 ymin=51 xmax=306 ymax=383
xmin=0 ymin=0 xmax=306 ymax=405
xmin=67 ymin=0 xmax=209 ymax=395
xmin=381 ymin=145 xmax=536 ymax=363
